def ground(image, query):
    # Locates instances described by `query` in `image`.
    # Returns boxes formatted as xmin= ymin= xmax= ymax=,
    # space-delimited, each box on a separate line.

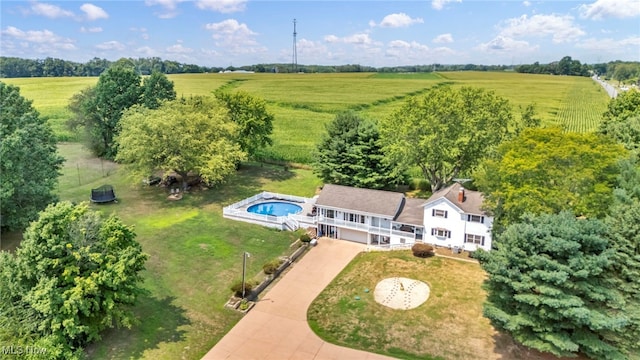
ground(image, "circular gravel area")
xmin=374 ymin=277 xmax=430 ymax=310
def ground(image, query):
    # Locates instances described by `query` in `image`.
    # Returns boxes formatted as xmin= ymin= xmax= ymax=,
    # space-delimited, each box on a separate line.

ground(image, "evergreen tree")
xmin=0 ymin=82 xmax=64 ymax=231
xmin=604 ymin=158 xmax=640 ymax=356
xmin=314 ymin=112 xmax=403 ymax=189
xmin=477 ymin=212 xmax=627 ymax=359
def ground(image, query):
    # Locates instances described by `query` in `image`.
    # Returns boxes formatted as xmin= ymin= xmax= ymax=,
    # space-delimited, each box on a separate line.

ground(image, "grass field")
xmin=308 ymin=251 xmax=585 ymax=360
xmin=2 ymin=71 xmax=610 ymax=162
xmin=52 ymin=143 xmax=322 ymax=359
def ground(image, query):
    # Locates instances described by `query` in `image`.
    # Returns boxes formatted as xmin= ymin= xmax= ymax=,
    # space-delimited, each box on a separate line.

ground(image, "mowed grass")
xmin=54 ymin=143 xmax=322 ymax=359
xmin=3 ymin=71 xmax=610 ymax=163
xmin=308 ymin=251 xmax=584 ymax=360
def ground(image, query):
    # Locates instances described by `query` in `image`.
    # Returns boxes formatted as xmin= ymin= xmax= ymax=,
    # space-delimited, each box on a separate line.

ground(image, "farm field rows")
xmin=3 ymin=71 xmax=610 ymax=163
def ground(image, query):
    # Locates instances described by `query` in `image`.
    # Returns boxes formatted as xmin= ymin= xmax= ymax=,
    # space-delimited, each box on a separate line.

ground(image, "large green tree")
xmin=477 ymin=127 xmax=626 ymax=227
xmin=477 ymin=212 xmax=626 ymax=359
xmin=314 ymin=112 xmax=403 ymax=189
xmin=214 ymin=90 xmax=274 ymax=159
xmin=0 ymin=82 xmax=64 ymax=231
xmin=115 ymin=96 xmax=246 ymax=190
xmin=142 ymin=71 xmax=176 ymax=109
xmin=0 ymin=202 xmax=148 ymax=359
xmin=380 ymin=86 xmax=514 ymax=192
xmin=67 ymin=65 xmax=142 ymax=159
xmin=599 ymin=90 xmax=640 ymax=153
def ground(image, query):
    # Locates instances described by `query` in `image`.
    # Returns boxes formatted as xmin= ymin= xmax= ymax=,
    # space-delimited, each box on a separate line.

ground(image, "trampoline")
xmin=90 ymin=185 xmax=117 ymax=203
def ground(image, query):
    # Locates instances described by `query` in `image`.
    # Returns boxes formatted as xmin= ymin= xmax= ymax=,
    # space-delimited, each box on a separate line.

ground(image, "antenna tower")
xmin=292 ymin=19 xmax=298 ymax=73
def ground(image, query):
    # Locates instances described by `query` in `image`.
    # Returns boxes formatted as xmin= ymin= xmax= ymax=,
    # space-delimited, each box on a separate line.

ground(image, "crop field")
xmin=2 ymin=71 xmax=610 ymax=163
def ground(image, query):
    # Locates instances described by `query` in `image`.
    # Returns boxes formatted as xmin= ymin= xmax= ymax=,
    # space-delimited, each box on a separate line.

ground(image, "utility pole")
xmin=292 ymin=19 xmax=298 ymax=73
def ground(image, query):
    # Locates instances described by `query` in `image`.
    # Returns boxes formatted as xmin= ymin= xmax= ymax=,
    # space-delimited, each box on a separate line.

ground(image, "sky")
xmin=1 ymin=0 xmax=639 ymax=68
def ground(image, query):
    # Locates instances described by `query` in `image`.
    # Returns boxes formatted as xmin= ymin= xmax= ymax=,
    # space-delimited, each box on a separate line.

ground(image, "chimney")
xmin=458 ymin=187 xmax=465 ymax=203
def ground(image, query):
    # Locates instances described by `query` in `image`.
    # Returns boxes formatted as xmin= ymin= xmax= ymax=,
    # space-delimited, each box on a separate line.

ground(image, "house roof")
xmin=425 ymin=183 xmax=486 ymax=214
xmin=394 ymin=198 xmax=427 ymax=226
xmin=315 ymin=184 xmax=405 ymax=218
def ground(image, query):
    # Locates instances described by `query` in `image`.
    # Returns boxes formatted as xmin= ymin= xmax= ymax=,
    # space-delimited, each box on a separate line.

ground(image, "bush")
xmin=230 ymin=279 xmax=258 ymax=297
xmin=412 ymin=243 xmax=435 ymax=258
xmin=300 ymin=233 xmax=312 ymax=243
xmin=262 ymin=259 xmax=283 ymax=275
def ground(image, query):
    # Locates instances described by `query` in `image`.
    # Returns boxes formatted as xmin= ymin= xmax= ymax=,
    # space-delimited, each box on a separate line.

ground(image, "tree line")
xmin=0 ymin=56 xmax=218 ymax=78
xmin=6 ymin=55 xmax=638 ymax=78
xmin=516 ymin=56 xmax=640 ymax=84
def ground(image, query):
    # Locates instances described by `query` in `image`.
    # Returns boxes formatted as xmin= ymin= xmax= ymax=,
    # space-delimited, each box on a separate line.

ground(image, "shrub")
xmin=412 ymin=243 xmax=435 ymax=258
xmin=230 ymin=280 xmax=258 ymax=298
xmin=262 ymin=259 xmax=283 ymax=275
xmin=300 ymin=233 xmax=312 ymax=243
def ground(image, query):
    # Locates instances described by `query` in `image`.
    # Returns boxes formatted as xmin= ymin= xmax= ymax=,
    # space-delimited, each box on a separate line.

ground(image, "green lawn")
xmin=53 ymin=143 xmax=321 ymax=359
xmin=2 ymin=71 xmax=610 ymax=163
xmin=308 ymin=251 xmax=582 ymax=360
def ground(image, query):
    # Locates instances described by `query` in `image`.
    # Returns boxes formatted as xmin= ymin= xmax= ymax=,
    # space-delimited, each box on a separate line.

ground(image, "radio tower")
xmin=292 ymin=19 xmax=298 ymax=73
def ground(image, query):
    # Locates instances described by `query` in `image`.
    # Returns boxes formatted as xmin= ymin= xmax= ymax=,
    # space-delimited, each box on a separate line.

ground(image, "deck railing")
xmin=222 ymin=191 xmax=316 ymax=227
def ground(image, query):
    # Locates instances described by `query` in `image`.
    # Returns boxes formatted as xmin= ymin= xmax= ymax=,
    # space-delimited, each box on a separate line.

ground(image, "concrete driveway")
xmin=202 ymin=238 xmax=394 ymax=360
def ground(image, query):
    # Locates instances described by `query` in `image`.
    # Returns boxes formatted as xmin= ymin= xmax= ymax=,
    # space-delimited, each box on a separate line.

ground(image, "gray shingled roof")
xmin=425 ymin=183 xmax=485 ymax=214
xmin=394 ymin=198 xmax=427 ymax=226
xmin=315 ymin=184 xmax=405 ymax=218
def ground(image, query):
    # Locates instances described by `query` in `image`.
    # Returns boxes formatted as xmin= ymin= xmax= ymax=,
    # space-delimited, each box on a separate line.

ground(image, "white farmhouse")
xmin=314 ymin=183 xmax=493 ymax=251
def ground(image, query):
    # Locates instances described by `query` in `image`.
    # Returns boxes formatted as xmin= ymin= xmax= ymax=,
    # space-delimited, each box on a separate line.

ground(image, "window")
xmin=467 ymin=214 xmax=484 ymax=223
xmin=326 ymin=209 xmax=334 ymax=218
xmin=465 ymin=233 xmax=485 ymax=246
xmin=431 ymin=228 xmax=451 ymax=238
xmin=432 ymin=209 xmax=448 ymax=218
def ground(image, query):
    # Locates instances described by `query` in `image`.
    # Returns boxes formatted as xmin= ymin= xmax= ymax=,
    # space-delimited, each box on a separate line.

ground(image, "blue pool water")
xmin=247 ymin=202 xmax=302 ymax=217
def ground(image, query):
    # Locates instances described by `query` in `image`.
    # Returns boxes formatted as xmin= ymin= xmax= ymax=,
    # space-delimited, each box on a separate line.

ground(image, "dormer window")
xmin=432 ymin=209 xmax=448 ymax=218
xmin=467 ymin=214 xmax=484 ymax=223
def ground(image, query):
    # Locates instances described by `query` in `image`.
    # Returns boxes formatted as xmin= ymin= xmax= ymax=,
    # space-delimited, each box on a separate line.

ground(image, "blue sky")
xmin=1 ymin=0 xmax=639 ymax=67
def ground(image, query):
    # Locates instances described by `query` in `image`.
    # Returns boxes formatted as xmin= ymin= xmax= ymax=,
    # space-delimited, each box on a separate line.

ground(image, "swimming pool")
xmin=247 ymin=201 xmax=303 ymax=217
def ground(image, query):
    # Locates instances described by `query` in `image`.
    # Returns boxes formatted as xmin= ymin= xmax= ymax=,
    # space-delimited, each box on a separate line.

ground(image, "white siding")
xmin=423 ymin=199 xmax=493 ymax=251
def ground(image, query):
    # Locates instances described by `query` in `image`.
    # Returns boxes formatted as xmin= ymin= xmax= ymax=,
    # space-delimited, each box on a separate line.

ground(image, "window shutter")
xmin=447 ymin=231 xmax=451 ymax=238
xmin=481 ymin=236 xmax=485 ymax=246
xmin=444 ymin=211 xmax=448 ymax=218
xmin=432 ymin=209 xmax=435 ymax=216
xmin=431 ymin=228 xmax=435 ymax=235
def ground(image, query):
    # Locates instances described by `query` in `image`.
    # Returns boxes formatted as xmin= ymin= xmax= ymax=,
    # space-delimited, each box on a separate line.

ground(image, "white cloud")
xmin=0 ymin=26 xmax=76 ymax=55
xmin=135 ymin=46 xmax=158 ymax=56
xmin=433 ymin=33 xmax=453 ymax=44
xmin=80 ymin=4 xmax=109 ymax=20
xmin=577 ymin=36 xmax=640 ymax=53
xmin=80 ymin=26 xmax=103 ymax=33
xmin=205 ymin=19 xmax=265 ymax=54
xmin=432 ymin=0 xmax=462 ymax=10
xmin=145 ymin=0 xmax=185 ymax=18
xmin=499 ymin=14 xmax=585 ymax=43
xmin=522 ymin=1 xmax=531 ymax=6
xmin=579 ymin=0 xmax=640 ymax=20
xmin=372 ymin=13 xmax=424 ymax=28
xmin=343 ymin=33 xmax=374 ymax=45
xmin=323 ymin=33 xmax=381 ymax=46
xmin=477 ymin=35 xmax=535 ymax=53
xmin=29 ymin=2 xmax=74 ymax=18
xmin=2 ymin=26 xmax=72 ymax=44
xmin=166 ymin=42 xmax=193 ymax=53
xmin=385 ymin=40 xmax=435 ymax=62
xmin=95 ymin=40 xmax=125 ymax=51
xmin=324 ymin=35 xmax=340 ymax=43
xmin=195 ymin=0 xmax=246 ymax=13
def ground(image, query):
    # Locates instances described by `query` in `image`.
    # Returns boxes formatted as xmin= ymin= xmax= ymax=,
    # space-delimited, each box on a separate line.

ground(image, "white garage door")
xmin=339 ymin=228 xmax=368 ymax=243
